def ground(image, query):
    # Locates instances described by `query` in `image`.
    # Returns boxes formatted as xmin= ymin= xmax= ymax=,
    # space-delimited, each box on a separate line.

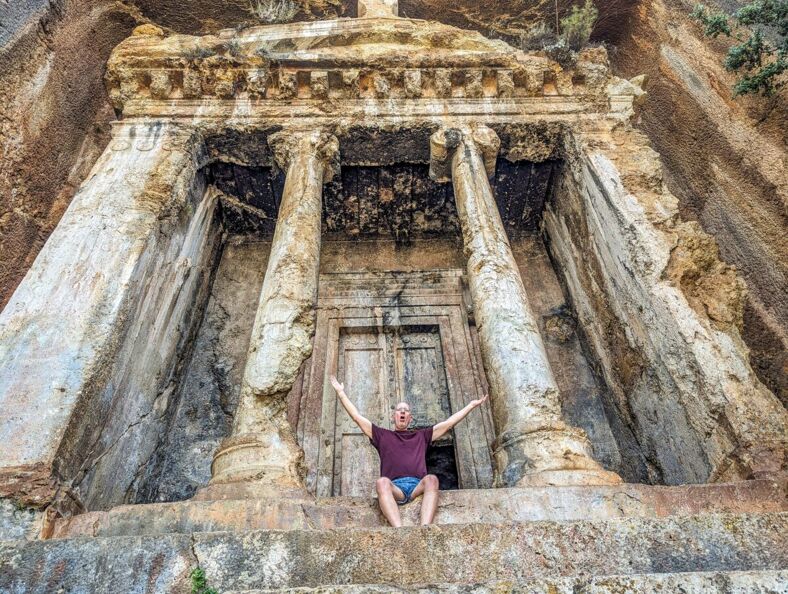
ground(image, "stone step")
xmin=226 ymin=570 xmax=788 ymax=593
xmin=52 ymin=479 xmax=787 ymax=538
xmin=2 ymin=512 xmax=786 ymax=593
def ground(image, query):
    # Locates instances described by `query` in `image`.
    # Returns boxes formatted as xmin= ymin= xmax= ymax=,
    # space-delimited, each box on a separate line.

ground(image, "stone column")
xmin=0 ymin=122 xmax=205 ymax=508
xmin=209 ymin=131 xmax=339 ymax=490
xmin=430 ymin=125 xmax=621 ymax=487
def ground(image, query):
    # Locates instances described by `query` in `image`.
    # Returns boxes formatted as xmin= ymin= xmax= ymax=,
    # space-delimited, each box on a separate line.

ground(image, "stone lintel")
xmin=104 ymin=19 xmax=621 ymax=114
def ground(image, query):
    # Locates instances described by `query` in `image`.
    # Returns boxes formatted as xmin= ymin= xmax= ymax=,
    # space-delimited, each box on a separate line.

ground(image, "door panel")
xmin=391 ymin=328 xmax=452 ymax=432
xmin=334 ymin=329 xmax=390 ymax=496
xmin=340 ymin=433 xmax=379 ymax=497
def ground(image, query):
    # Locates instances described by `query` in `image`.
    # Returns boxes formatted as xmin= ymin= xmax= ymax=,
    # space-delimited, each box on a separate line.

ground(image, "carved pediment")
xmin=106 ymin=16 xmax=615 ymax=114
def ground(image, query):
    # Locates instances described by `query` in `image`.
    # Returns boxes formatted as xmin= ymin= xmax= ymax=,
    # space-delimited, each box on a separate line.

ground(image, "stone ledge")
xmin=51 ymin=479 xmax=787 ymax=538
xmin=228 ymin=570 xmax=788 ymax=593
xmin=3 ymin=512 xmax=784 ymax=592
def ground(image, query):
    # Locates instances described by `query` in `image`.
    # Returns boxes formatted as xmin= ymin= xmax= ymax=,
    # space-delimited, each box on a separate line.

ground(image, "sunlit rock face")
xmin=0 ymin=2 xmax=786 ymax=592
xmin=121 ymin=0 xmax=637 ymax=40
xmin=2 ymin=0 xmax=783 ymax=408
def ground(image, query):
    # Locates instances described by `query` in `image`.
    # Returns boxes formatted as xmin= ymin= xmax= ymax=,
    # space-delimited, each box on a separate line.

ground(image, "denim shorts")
xmin=392 ymin=476 xmax=421 ymax=505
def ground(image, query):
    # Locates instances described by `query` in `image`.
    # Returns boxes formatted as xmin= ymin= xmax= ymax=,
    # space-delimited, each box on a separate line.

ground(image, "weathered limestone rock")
xmin=430 ymin=125 xmax=621 ymax=488
xmin=0 ymin=1 xmax=140 ymax=310
xmin=188 ymin=512 xmax=788 ymax=590
xmin=0 ymin=500 xmax=40 ymax=541
xmin=611 ymin=0 xmax=788 ymax=405
xmin=135 ymin=240 xmax=272 ymax=503
xmin=544 ymin=122 xmax=788 ymax=484
xmin=0 ymin=122 xmax=209 ymax=510
xmin=51 ymin=480 xmax=788 ymax=537
xmin=228 ymin=572 xmax=788 ymax=593
xmin=0 ymin=6 xmax=786 ymax=594
xmin=210 ymin=130 xmax=339 ymax=488
xmin=3 ymin=511 xmax=786 ymax=592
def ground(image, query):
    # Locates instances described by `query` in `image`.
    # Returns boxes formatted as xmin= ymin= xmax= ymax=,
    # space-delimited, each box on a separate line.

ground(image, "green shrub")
xmin=560 ymin=0 xmax=599 ymax=50
xmin=519 ymin=22 xmax=558 ymax=50
xmin=190 ymin=567 xmax=218 ymax=594
xmin=224 ymin=40 xmax=243 ymax=58
xmin=184 ymin=46 xmax=215 ymax=62
xmin=692 ymin=1 xmax=788 ymax=96
xmin=546 ymin=41 xmax=578 ymax=68
xmin=247 ymin=0 xmax=299 ymax=23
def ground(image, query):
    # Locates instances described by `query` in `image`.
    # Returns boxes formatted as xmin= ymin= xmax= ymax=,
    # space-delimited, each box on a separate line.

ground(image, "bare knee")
xmin=376 ymin=477 xmax=392 ymax=495
xmin=423 ymin=474 xmax=439 ymax=492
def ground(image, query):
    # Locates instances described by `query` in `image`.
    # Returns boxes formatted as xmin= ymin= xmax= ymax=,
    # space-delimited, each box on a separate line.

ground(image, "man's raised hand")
xmin=330 ymin=375 xmax=344 ymax=393
xmin=470 ymin=394 xmax=489 ymax=408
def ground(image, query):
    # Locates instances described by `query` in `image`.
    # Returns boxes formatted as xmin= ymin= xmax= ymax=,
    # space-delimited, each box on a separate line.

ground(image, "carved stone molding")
xmin=429 ymin=125 xmax=500 ymax=183
xmin=104 ymin=18 xmax=623 ymax=115
xmin=268 ymin=130 xmax=340 ymax=184
xmin=108 ymin=64 xmax=607 ymax=109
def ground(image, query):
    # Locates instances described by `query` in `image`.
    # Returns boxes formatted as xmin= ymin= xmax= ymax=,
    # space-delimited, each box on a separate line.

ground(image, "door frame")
xmin=295 ymin=270 xmax=495 ymax=496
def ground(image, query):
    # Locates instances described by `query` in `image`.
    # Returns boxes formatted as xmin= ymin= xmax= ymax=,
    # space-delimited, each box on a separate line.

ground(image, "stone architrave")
xmin=210 ymin=131 xmax=339 ymax=489
xmin=430 ymin=125 xmax=622 ymax=487
xmin=0 ymin=122 xmax=205 ymax=507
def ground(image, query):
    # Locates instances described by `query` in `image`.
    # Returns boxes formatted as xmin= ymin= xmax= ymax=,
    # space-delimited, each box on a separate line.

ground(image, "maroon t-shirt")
xmin=370 ymin=424 xmax=433 ymax=480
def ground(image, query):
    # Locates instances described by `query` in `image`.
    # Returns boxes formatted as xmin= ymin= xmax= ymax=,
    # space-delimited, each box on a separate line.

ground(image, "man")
xmin=329 ymin=375 xmax=488 ymax=527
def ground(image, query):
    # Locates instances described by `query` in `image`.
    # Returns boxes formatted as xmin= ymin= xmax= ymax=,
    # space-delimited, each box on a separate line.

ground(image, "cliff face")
xmin=0 ymin=0 xmax=140 ymax=310
xmin=0 ymin=0 xmax=785 ymax=402
xmin=610 ymin=0 xmax=787 ymax=405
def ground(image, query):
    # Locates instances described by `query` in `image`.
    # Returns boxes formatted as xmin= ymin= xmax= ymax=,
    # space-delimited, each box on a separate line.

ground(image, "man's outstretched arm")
xmin=330 ymin=375 xmax=373 ymax=438
xmin=432 ymin=394 xmax=489 ymax=441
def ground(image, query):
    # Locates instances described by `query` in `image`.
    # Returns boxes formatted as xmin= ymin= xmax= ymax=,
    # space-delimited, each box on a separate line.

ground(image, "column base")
xmin=514 ymin=468 xmax=623 ymax=487
xmin=210 ymin=432 xmax=305 ymax=488
xmin=194 ymin=482 xmax=310 ymax=502
xmin=493 ymin=421 xmax=622 ymax=487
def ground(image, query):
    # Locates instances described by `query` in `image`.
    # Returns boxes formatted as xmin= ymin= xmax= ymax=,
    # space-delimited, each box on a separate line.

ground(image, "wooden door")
xmin=300 ymin=270 xmax=495 ymax=497
xmin=332 ymin=326 xmax=456 ymax=496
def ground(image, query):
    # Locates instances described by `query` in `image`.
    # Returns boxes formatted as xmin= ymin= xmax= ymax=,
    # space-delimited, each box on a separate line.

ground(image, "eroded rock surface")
xmin=611 ymin=0 xmax=788 ymax=405
xmin=0 ymin=5 xmax=786 ymax=594
xmin=0 ymin=0 xmax=140 ymax=310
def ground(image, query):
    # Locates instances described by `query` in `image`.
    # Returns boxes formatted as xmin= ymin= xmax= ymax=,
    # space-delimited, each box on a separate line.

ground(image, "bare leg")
xmin=375 ymin=477 xmax=405 ymax=527
xmin=409 ymin=474 xmax=440 ymax=526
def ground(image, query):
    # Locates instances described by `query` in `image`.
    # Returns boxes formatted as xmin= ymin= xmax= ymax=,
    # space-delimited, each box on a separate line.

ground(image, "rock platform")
xmin=233 ymin=572 xmax=788 ymax=593
xmin=0 ymin=481 xmax=786 ymax=592
xmin=50 ymin=479 xmax=787 ymax=537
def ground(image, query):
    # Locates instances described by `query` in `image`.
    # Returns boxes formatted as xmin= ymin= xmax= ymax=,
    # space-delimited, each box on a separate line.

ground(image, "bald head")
xmin=392 ymin=401 xmax=412 ymax=431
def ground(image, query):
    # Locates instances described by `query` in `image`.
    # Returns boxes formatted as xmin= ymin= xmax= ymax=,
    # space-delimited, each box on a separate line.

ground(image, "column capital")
xmin=429 ymin=125 xmax=500 ymax=183
xmin=268 ymin=130 xmax=340 ymax=183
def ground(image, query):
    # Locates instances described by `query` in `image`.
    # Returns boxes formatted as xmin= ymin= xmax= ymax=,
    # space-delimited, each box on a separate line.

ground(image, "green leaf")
xmin=692 ymin=1 xmax=787 ymax=96
xmin=692 ymin=4 xmax=732 ymax=37
xmin=725 ymin=28 xmax=768 ymax=70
